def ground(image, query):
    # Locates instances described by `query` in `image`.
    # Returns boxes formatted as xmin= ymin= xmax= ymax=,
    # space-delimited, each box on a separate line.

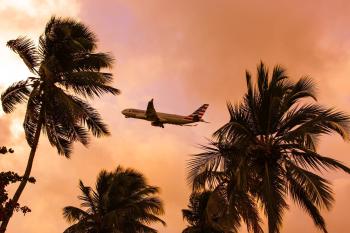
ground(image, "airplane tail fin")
xmin=185 ymin=104 xmax=209 ymax=122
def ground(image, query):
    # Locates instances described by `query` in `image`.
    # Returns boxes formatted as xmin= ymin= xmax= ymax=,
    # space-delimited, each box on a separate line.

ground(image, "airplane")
xmin=121 ymin=99 xmax=209 ymax=128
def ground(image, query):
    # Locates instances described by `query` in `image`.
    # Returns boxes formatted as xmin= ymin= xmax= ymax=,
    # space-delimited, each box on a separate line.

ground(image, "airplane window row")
xmin=129 ymin=109 xmax=143 ymax=113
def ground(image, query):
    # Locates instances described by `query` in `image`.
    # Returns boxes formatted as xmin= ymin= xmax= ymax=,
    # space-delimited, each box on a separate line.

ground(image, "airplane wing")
xmin=146 ymin=99 xmax=160 ymax=121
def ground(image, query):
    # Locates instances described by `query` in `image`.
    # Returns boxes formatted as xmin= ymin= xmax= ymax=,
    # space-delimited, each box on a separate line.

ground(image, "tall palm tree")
xmin=188 ymin=62 xmax=350 ymax=233
xmin=0 ymin=17 xmax=119 ymax=232
xmin=63 ymin=166 xmax=165 ymax=233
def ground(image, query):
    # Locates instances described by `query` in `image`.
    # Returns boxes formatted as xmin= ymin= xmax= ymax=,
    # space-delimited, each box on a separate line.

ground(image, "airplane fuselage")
xmin=122 ymin=109 xmax=195 ymax=125
xmin=122 ymin=100 xmax=208 ymax=128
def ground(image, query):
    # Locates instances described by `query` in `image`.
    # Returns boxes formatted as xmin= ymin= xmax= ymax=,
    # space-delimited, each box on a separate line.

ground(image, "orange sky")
xmin=1 ymin=0 xmax=350 ymax=232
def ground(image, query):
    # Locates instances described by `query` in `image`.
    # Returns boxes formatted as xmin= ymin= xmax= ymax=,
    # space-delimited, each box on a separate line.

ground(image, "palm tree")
xmin=188 ymin=62 xmax=350 ymax=233
xmin=0 ymin=16 xmax=119 ymax=232
xmin=63 ymin=166 xmax=165 ymax=233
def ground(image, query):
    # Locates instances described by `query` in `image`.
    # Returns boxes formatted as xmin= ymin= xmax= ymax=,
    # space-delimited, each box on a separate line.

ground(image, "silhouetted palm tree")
xmin=0 ymin=17 xmax=119 ymax=232
xmin=63 ymin=166 xmax=165 ymax=233
xmin=188 ymin=62 xmax=350 ymax=233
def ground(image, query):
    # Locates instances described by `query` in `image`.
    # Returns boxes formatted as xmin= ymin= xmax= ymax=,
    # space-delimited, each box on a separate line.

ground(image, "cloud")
xmin=77 ymin=1 xmax=350 ymax=232
xmin=0 ymin=0 xmax=81 ymax=87
xmin=2 ymin=1 xmax=350 ymax=233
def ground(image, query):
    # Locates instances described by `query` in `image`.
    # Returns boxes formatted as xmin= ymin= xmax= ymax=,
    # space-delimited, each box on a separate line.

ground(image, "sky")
xmin=1 ymin=0 xmax=350 ymax=232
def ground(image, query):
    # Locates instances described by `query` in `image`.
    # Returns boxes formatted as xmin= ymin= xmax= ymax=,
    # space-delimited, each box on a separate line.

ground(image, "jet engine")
xmin=151 ymin=121 xmax=164 ymax=128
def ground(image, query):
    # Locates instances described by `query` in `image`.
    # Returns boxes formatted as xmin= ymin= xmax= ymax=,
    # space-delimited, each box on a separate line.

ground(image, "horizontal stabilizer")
xmin=184 ymin=104 xmax=209 ymax=121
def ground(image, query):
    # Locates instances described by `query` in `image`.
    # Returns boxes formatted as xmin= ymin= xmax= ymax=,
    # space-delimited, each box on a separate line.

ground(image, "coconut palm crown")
xmin=2 ymin=16 xmax=119 ymax=156
xmin=188 ymin=62 xmax=350 ymax=233
xmin=63 ymin=166 xmax=165 ymax=233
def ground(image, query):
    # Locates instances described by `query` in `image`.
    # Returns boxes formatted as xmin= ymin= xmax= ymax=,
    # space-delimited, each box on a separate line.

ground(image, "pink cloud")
xmin=2 ymin=1 xmax=350 ymax=233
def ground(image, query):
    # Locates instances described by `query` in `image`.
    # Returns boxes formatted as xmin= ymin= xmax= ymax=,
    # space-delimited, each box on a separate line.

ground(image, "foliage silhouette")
xmin=182 ymin=190 xmax=237 ymax=233
xmin=188 ymin=62 xmax=350 ymax=233
xmin=0 ymin=147 xmax=34 ymax=222
xmin=0 ymin=16 xmax=119 ymax=232
xmin=63 ymin=166 xmax=165 ymax=233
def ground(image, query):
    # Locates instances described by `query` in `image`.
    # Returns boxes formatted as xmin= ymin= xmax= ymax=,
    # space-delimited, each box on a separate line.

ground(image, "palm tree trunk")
xmin=0 ymin=118 xmax=43 ymax=233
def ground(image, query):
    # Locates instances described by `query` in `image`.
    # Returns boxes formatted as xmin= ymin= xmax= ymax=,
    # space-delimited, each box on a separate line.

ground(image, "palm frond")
xmin=270 ymin=65 xmax=287 ymax=87
xmin=60 ymin=71 xmax=120 ymax=98
xmin=72 ymin=52 xmax=114 ymax=71
xmin=214 ymin=102 xmax=255 ymax=142
xmin=234 ymin=192 xmax=263 ymax=233
xmin=78 ymin=180 xmax=97 ymax=215
xmin=63 ymin=206 xmax=90 ymax=223
xmin=124 ymin=197 xmax=164 ymax=218
xmin=23 ymin=87 xmax=42 ymax=147
xmin=257 ymin=61 xmax=269 ymax=95
xmin=7 ymin=36 xmax=39 ymax=72
xmin=132 ymin=221 xmax=159 ymax=233
xmin=278 ymin=105 xmax=317 ymax=134
xmin=63 ymin=219 xmax=95 ymax=233
xmin=70 ymin=124 xmax=90 ymax=146
xmin=187 ymin=144 xmax=225 ymax=189
xmin=95 ymin=170 xmax=113 ymax=197
xmin=283 ymin=108 xmax=350 ymax=143
xmin=245 ymin=70 xmax=254 ymax=99
xmin=1 ymin=80 xmax=31 ymax=113
xmin=69 ymin=96 xmax=110 ymax=137
xmin=61 ymin=17 xmax=97 ymax=51
xmin=192 ymin=170 xmax=226 ymax=191
xmin=43 ymin=114 xmax=73 ymax=157
xmin=286 ymin=161 xmax=333 ymax=210
xmin=41 ymin=89 xmax=84 ymax=157
xmin=44 ymin=16 xmax=97 ymax=53
xmin=243 ymin=71 xmax=261 ymax=134
xmin=287 ymin=169 xmax=328 ymax=233
xmin=283 ymin=76 xmax=317 ymax=108
xmin=138 ymin=212 xmax=166 ymax=226
xmin=288 ymin=147 xmax=350 ymax=173
xmin=131 ymin=186 xmax=160 ymax=199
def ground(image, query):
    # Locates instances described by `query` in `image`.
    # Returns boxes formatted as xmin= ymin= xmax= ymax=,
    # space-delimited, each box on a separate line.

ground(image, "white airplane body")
xmin=122 ymin=99 xmax=209 ymax=128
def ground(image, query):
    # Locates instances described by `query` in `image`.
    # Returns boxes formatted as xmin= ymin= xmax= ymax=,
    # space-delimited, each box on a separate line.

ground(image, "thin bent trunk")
xmin=0 ymin=117 xmax=43 ymax=233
